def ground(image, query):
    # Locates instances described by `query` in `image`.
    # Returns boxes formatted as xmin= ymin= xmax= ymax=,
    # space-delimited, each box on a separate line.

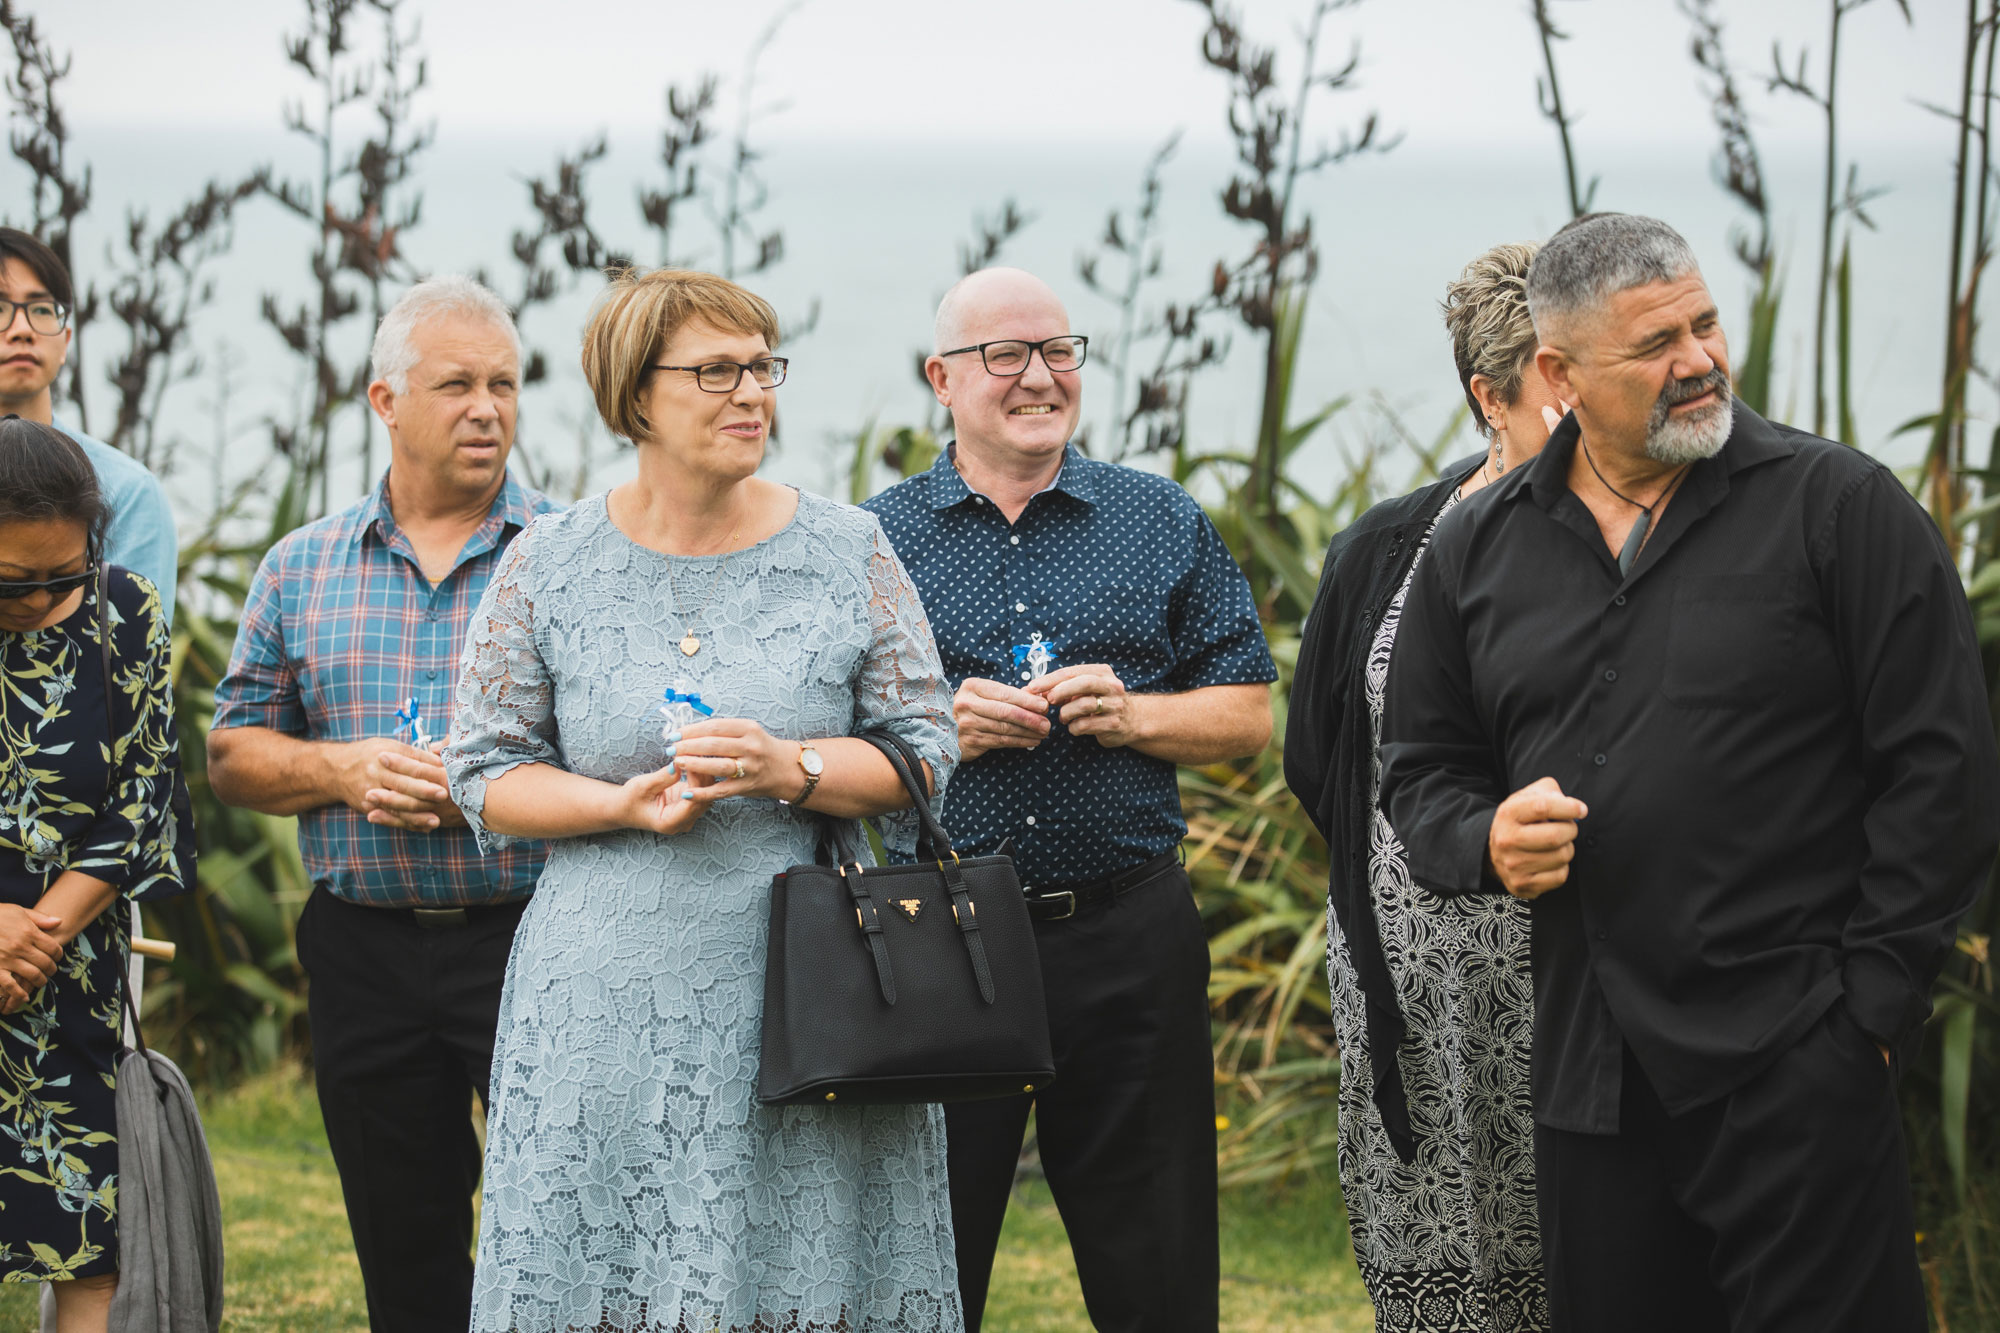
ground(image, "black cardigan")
xmin=1284 ymin=455 xmax=1482 ymax=1163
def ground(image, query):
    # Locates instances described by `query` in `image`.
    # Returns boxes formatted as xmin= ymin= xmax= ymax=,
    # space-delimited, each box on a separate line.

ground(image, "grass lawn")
xmin=0 ymin=1071 xmax=1373 ymax=1331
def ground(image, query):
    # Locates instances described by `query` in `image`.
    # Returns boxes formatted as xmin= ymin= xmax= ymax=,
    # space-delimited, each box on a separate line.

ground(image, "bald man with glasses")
xmin=864 ymin=267 xmax=1275 ymax=1333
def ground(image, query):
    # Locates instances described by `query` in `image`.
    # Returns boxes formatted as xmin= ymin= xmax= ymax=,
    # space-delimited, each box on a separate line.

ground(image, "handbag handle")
xmin=856 ymin=730 xmax=996 ymax=1005
xmin=855 ymin=726 xmax=954 ymax=863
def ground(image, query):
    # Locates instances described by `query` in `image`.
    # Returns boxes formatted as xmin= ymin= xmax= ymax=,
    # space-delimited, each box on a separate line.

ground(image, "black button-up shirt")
xmin=865 ymin=445 xmax=1276 ymax=887
xmin=1379 ymin=403 xmax=1999 ymax=1134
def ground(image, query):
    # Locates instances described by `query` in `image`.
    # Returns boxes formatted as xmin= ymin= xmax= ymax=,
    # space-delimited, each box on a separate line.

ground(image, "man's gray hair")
xmin=370 ymin=274 xmax=522 ymax=394
xmin=1525 ymin=214 xmax=1702 ymax=342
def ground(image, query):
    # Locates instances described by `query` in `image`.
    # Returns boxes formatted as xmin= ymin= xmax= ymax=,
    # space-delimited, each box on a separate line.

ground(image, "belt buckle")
xmin=1042 ymin=889 xmax=1076 ymax=921
xmin=411 ymin=907 xmax=468 ymax=929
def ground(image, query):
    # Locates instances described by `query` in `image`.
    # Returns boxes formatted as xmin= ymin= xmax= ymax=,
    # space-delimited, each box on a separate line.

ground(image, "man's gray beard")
xmin=1644 ymin=387 xmax=1733 ymax=465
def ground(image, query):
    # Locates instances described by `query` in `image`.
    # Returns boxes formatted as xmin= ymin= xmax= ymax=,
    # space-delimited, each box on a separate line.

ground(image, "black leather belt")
xmin=1024 ymin=851 xmax=1181 ymax=922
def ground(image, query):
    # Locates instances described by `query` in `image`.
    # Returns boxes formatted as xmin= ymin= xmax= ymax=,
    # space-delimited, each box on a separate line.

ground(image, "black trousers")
xmin=1536 ymin=1003 xmax=1925 ymax=1333
xmin=944 ymin=863 xmax=1219 ymax=1333
xmin=295 ymin=886 xmax=526 ymax=1333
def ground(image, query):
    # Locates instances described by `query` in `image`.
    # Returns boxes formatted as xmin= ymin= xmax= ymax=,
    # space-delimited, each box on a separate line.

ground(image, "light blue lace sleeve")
xmin=444 ymin=521 xmax=561 ymax=852
xmin=854 ymin=518 xmax=959 ymax=856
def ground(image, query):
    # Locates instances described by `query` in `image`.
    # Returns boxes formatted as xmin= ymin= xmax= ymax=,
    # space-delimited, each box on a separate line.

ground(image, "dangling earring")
xmin=1489 ymin=425 xmax=1508 ymax=480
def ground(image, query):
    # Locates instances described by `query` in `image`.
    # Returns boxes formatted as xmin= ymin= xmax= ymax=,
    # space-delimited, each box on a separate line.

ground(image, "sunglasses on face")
xmin=0 ymin=564 xmax=96 ymax=603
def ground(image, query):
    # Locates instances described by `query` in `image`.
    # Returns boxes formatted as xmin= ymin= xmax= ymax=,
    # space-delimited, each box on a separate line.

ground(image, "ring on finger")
xmin=734 ymin=760 xmax=747 ymax=781
xmin=1094 ymin=696 xmax=1107 ymax=715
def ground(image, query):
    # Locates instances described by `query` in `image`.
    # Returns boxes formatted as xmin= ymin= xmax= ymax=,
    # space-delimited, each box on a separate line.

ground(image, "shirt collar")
xmin=1522 ymin=395 xmax=1792 ymax=512
xmin=356 ymin=468 xmax=536 ymax=556
xmin=930 ymin=442 xmax=1099 ymax=510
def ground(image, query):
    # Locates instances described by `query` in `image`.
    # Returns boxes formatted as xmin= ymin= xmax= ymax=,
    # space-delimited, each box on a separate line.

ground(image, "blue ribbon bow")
xmin=663 ymin=686 xmax=715 ymax=718
xmin=1011 ymin=637 xmax=1060 ymax=671
xmin=395 ymin=696 xmax=425 ymax=741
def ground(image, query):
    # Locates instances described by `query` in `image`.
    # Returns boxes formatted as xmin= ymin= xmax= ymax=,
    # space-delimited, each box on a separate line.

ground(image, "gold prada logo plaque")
xmin=892 ymin=897 xmax=923 ymax=922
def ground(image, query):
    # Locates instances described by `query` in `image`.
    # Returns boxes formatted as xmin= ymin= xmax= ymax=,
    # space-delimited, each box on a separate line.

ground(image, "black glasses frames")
xmin=0 ymin=562 xmax=97 ymax=603
xmin=937 ymin=336 xmax=1089 ymax=377
xmin=649 ymin=357 xmax=790 ymax=393
xmin=0 ymin=298 xmax=69 ymax=337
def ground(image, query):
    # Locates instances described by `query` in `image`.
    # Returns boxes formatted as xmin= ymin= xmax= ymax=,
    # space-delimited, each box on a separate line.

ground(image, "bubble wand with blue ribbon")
xmin=1011 ymin=631 xmax=1058 ymax=683
xmin=660 ymin=677 xmax=714 ymax=744
xmin=395 ymin=696 xmax=431 ymax=749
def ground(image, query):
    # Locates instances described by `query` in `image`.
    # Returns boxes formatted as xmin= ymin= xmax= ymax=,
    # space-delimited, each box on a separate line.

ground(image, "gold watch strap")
xmin=793 ymin=744 xmax=823 ymax=805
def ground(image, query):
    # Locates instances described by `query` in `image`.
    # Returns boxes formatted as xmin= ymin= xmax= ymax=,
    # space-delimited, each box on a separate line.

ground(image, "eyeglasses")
xmin=0 ymin=298 xmax=69 ymax=337
xmin=937 ymin=336 xmax=1089 ymax=376
xmin=649 ymin=357 xmax=789 ymax=393
xmin=0 ymin=563 xmax=95 ymax=603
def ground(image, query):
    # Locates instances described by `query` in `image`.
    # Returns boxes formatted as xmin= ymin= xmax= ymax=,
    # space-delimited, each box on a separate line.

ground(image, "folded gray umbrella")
xmin=35 ymin=1039 xmax=225 ymax=1333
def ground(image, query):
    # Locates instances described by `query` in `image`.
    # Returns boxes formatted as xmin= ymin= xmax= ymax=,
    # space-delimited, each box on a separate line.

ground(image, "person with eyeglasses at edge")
xmin=862 ymin=267 xmax=1276 ymax=1333
xmin=207 ymin=276 xmax=556 ymax=1333
xmin=0 ymin=228 xmax=184 ymax=1212
xmin=0 ymin=416 xmax=194 ymax=1332
xmin=0 ymin=229 xmax=177 ymax=622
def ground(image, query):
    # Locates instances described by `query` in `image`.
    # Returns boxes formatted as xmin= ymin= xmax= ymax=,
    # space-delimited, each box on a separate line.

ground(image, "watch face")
xmin=801 ymin=747 xmax=825 ymax=776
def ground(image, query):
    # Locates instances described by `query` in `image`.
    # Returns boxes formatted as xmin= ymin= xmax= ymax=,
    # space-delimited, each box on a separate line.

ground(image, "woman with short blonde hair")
xmin=581 ymin=267 xmax=783 ymax=444
xmin=1287 ymin=242 xmax=1562 ymax=1331
xmin=447 ymin=267 xmax=963 ymax=1331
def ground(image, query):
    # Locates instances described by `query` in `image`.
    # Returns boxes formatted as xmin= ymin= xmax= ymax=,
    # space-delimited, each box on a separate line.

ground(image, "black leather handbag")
xmin=756 ymin=729 xmax=1055 ymax=1106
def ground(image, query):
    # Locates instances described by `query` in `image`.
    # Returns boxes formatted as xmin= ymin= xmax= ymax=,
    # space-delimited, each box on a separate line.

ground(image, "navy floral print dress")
xmin=0 ymin=567 xmax=188 ymax=1281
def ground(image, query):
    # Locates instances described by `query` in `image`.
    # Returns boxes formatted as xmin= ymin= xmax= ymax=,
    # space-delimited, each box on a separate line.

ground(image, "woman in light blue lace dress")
xmin=443 ymin=268 xmax=961 ymax=1333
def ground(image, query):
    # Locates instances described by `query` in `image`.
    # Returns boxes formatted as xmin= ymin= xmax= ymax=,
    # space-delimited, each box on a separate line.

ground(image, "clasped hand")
xmin=953 ymin=663 xmax=1137 ymax=762
xmin=615 ymin=717 xmax=800 ymax=835
xmin=342 ymin=736 xmax=466 ymax=832
xmin=0 ymin=903 xmax=64 ymax=1015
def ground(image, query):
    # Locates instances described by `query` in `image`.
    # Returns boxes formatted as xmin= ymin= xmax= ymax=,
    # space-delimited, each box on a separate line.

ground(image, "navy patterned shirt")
xmin=864 ymin=445 xmax=1276 ymax=887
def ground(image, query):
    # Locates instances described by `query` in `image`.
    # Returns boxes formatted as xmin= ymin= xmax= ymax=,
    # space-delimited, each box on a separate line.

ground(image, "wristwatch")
xmin=784 ymin=743 xmax=824 ymax=806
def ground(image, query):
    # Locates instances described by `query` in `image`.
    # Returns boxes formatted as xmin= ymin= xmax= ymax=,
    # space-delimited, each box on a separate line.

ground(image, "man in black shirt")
xmin=1379 ymin=213 xmax=1999 ymax=1333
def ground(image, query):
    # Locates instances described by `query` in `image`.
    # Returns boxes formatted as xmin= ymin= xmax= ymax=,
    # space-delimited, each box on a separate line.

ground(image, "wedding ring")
xmin=1094 ymin=696 xmax=1107 ymax=715
xmin=734 ymin=760 xmax=747 ymax=780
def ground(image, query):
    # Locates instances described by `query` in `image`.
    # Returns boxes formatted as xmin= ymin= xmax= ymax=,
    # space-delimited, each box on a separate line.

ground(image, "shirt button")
xmin=1603 ymin=669 xmax=1617 ymax=682
xmin=1015 ymin=602 xmax=1026 ymax=612
xmin=1585 ymin=835 xmax=1598 ymax=849
xmin=1020 ymin=671 xmax=1032 ymax=681
xmin=1613 ymin=594 xmax=1627 ymax=606
xmin=1594 ymin=753 xmax=1607 ymax=766
xmin=1025 ymin=815 xmax=1037 ymax=826
xmin=427 ymin=670 xmax=439 ymax=680
xmin=1009 ymin=534 xmax=1021 ymax=546
xmin=1594 ymin=929 xmax=1609 ymax=941
xmin=426 ymin=611 xmax=440 ymax=623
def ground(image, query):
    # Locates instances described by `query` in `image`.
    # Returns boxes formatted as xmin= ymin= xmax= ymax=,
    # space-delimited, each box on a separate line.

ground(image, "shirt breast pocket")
xmin=1661 ymin=573 xmax=1799 ymax=709
xmin=1068 ymin=583 xmax=1165 ymax=670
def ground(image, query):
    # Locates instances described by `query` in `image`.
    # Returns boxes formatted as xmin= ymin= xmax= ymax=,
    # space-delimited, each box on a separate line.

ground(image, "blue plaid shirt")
xmin=864 ymin=446 xmax=1276 ymax=886
xmin=212 ymin=472 xmax=557 ymax=907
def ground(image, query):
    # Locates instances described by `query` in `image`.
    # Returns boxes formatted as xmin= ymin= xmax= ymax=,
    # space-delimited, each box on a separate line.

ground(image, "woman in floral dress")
xmin=0 ymin=416 xmax=189 ymax=1328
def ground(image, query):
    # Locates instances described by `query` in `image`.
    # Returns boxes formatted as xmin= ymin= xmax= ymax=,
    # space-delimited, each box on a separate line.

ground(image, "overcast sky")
xmin=32 ymin=0 xmax=1972 ymax=504
xmin=65 ymin=0 xmax=1954 ymax=151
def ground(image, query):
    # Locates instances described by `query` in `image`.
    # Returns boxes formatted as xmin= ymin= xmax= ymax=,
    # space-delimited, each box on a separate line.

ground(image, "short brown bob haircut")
xmin=581 ymin=266 xmax=781 ymax=445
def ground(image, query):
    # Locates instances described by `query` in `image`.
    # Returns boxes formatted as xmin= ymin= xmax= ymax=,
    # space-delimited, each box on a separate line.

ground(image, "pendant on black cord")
xmin=1616 ymin=511 xmax=1651 ymax=577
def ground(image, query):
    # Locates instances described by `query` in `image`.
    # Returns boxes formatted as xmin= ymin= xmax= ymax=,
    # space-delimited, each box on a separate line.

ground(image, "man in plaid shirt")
xmin=210 ymin=276 xmax=554 ymax=1333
